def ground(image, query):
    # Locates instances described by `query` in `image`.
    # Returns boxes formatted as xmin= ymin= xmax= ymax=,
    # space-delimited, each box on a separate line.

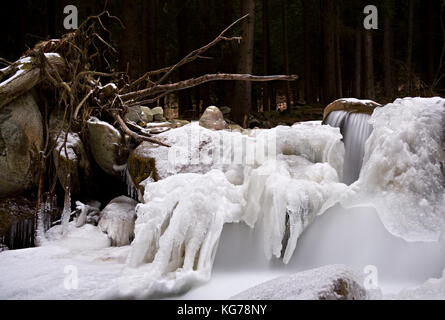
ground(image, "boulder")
xmin=125 ymin=106 xmax=153 ymax=125
xmin=151 ymin=107 xmax=166 ymax=122
xmin=199 ymin=106 xmax=228 ymax=130
xmin=98 ymin=196 xmax=138 ymax=246
xmin=53 ymin=131 xmax=92 ymax=196
xmin=322 ymin=98 xmax=381 ymax=124
xmin=231 ymin=265 xmax=375 ymax=300
xmin=0 ymin=92 xmax=43 ymax=197
xmin=127 ymin=142 xmax=160 ymax=196
xmin=220 ymin=106 xmax=231 ymax=116
xmin=87 ymin=117 xmax=126 ymax=176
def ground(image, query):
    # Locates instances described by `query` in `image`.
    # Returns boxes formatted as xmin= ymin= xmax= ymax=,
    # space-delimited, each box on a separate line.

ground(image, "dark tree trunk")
xmin=262 ymin=0 xmax=271 ymax=111
xmin=120 ymin=1 xmax=141 ymax=80
xmin=334 ymin=7 xmax=343 ymax=98
xmin=232 ymin=0 xmax=255 ymax=127
xmin=363 ymin=30 xmax=375 ymax=99
xmin=303 ymin=0 xmax=313 ymax=104
xmin=176 ymin=0 xmax=192 ymax=116
xmin=353 ymin=31 xmax=362 ymax=98
xmin=406 ymin=0 xmax=414 ymax=94
xmin=282 ymin=0 xmax=291 ymax=109
xmin=321 ymin=0 xmax=336 ymax=104
xmin=223 ymin=0 xmax=235 ymax=108
xmin=426 ymin=0 xmax=435 ymax=85
xmin=383 ymin=17 xmax=394 ymax=98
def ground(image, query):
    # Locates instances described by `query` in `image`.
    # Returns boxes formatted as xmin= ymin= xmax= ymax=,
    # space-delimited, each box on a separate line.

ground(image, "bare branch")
xmin=113 ymin=113 xmax=170 ymax=147
xmin=121 ymin=73 xmax=298 ymax=102
xmin=155 ymin=14 xmax=249 ymax=85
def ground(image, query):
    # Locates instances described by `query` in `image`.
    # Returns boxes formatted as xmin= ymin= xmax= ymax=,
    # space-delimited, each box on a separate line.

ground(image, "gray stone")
xmin=0 ymin=92 xmax=43 ymax=197
xmin=153 ymin=114 xmax=166 ymax=122
xmin=151 ymin=107 xmax=164 ymax=116
xmin=87 ymin=117 xmax=125 ymax=176
xmin=140 ymin=106 xmax=153 ymax=123
xmin=199 ymin=106 xmax=228 ymax=130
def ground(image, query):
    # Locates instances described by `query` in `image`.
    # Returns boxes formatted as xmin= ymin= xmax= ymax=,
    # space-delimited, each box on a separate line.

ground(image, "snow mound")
xmin=98 ymin=196 xmax=138 ymax=247
xmin=231 ymin=265 xmax=376 ymax=300
xmin=390 ymin=269 xmax=445 ymax=300
xmin=349 ymin=97 xmax=445 ymax=241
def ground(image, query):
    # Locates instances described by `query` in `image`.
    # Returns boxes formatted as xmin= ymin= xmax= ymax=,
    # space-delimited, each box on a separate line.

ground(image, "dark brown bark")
xmin=406 ymin=0 xmax=414 ymax=94
xmin=321 ymin=0 xmax=336 ymax=104
xmin=334 ymin=8 xmax=343 ymax=98
xmin=262 ymin=0 xmax=271 ymax=111
xmin=282 ymin=0 xmax=291 ymax=109
xmin=383 ymin=17 xmax=394 ymax=97
xmin=363 ymin=30 xmax=375 ymax=99
xmin=303 ymin=0 xmax=313 ymax=104
xmin=119 ymin=1 xmax=141 ymax=80
xmin=353 ymin=31 xmax=362 ymax=98
xmin=223 ymin=0 xmax=235 ymax=107
xmin=426 ymin=0 xmax=435 ymax=85
xmin=232 ymin=0 xmax=255 ymax=127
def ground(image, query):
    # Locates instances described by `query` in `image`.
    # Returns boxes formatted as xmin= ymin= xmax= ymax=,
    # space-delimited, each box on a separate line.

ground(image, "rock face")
xmin=0 ymin=92 xmax=43 ymax=197
xmin=231 ymin=265 xmax=373 ymax=300
xmin=0 ymin=196 xmax=36 ymax=249
xmin=98 ymin=196 xmax=138 ymax=246
xmin=322 ymin=98 xmax=381 ymax=124
xmin=53 ymin=131 xmax=91 ymax=196
xmin=87 ymin=117 xmax=126 ymax=176
xmin=199 ymin=106 xmax=228 ymax=130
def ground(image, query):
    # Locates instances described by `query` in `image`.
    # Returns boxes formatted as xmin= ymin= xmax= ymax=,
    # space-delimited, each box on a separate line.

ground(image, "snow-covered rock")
xmin=231 ymin=265 xmax=376 ymax=300
xmin=87 ymin=117 xmax=127 ymax=176
xmin=53 ymin=131 xmax=91 ymax=195
xmin=199 ymin=106 xmax=228 ymax=130
xmin=322 ymin=98 xmax=380 ymax=123
xmin=389 ymin=269 xmax=445 ymax=300
xmin=98 ymin=196 xmax=138 ymax=247
xmin=0 ymin=92 xmax=43 ymax=197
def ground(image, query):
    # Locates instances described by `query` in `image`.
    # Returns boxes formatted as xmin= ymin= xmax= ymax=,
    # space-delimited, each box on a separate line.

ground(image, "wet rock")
xmin=199 ymin=106 xmax=228 ymax=130
xmin=127 ymin=142 xmax=160 ymax=196
xmin=0 ymin=92 xmax=43 ymax=197
xmin=87 ymin=117 xmax=126 ymax=176
xmin=98 ymin=196 xmax=138 ymax=246
xmin=322 ymin=98 xmax=381 ymax=124
xmin=151 ymin=107 xmax=166 ymax=122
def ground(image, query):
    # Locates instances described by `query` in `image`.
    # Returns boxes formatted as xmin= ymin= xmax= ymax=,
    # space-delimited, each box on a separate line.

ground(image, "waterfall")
xmin=324 ymin=111 xmax=373 ymax=184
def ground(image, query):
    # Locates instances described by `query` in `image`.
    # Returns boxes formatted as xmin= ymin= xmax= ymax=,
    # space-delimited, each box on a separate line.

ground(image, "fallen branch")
xmin=120 ymin=73 xmax=298 ymax=103
xmin=113 ymin=113 xmax=170 ymax=147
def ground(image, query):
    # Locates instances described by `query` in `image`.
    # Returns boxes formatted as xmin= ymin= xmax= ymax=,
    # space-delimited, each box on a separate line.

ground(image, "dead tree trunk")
xmin=232 ymin=0 xmax=256 ymax=127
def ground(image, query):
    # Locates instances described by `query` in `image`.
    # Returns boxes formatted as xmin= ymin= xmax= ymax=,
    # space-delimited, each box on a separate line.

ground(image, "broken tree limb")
xmin=113 ymin=113 xmax=170 ymax=147
xmin=155 ymin=14 xmax=248 ymax=85
xmin=0 ymin=53 xmax=66 ymax=109
xmin=120 ymin=73 xmax=298 ymax=103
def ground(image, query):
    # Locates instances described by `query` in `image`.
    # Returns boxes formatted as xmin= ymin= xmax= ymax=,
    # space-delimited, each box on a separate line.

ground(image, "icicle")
xmin=61 ymin=185 xmax=72 ymax=236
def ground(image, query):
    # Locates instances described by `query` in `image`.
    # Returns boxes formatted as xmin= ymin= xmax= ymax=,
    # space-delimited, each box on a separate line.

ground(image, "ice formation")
xmin=98 ymin=196 xmax=138 ymax=247
xmin=349 ymin=97 xmax=445 ymax=241
xmin=117 ymin=122 xmax=346 ymax=297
